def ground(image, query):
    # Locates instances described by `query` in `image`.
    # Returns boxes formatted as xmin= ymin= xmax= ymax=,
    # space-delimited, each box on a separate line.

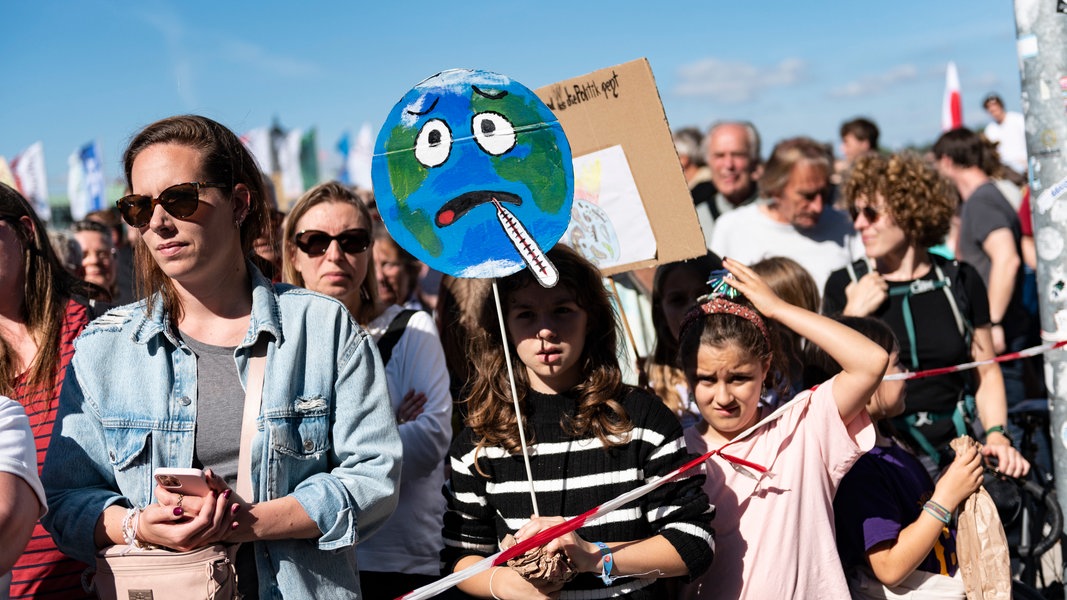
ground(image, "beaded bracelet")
xmin=923 ymin=500 xmax=951 ymax=524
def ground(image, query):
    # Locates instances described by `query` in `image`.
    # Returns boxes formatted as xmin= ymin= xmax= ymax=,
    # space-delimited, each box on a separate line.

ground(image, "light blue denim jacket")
xmin=41 ymin=267 xmax=402 ymax=599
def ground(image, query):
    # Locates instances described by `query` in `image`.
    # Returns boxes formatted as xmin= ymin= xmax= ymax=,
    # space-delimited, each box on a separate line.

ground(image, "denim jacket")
xmin=42 ymin=267 xmax=402 ymax=599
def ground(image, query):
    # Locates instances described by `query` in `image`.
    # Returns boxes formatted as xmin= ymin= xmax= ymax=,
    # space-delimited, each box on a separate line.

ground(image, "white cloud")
xmin=674 ymin=57 xmax=809 ymax=103
xmin=219 ymin=40 xmax=325 ymax=78
xmin=828 ymin=64 xmax=918 ymax=98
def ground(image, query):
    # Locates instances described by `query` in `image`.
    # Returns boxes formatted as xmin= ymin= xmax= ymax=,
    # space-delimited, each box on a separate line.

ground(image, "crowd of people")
xmin=0 ymin=92 xmax=1048 ymax=600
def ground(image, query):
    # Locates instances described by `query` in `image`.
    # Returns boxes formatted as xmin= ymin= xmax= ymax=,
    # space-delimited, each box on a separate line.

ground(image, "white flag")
xmin=941 ymin=61 xmax=962 ymax=132
xmin=11 ymin=142 xmax=50 ymax=221
xmin=0 ymin=156 xmax=15 ymax=189
xmin=351 ymin=122 xmax=374 ymax=191
xmin=277 ymin=129 xmax=304 ymax=200
xmin=240 ymin=127 xmax=274 ymax=174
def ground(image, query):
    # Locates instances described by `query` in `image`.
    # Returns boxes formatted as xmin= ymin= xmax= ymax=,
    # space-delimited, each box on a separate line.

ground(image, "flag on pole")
xmin=11 ymin=142 xmax=50 ymax=221
xmin=941 ymin=61 xmax=963 ymax=131
xmin=336 ymin=131 xmax=351 ymax=184
xmin=276 ymin=128 xmax=304 ymax=201
xmin=68 ymin=140 xmax=106 ymax=220
xmin=240 ymin=127 xmax=274 ymax=174
xmin=351 ymin=122 xmax=374 ymax=191
xmin=300 ymin=128 xmax=319 ymax=191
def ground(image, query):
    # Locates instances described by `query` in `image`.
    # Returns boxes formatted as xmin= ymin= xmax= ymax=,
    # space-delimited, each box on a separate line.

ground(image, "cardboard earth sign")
xmin=372 ymin=69 xmax=574 ymax=286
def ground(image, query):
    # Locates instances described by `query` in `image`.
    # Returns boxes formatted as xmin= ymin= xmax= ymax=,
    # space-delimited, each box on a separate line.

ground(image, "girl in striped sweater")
xmin=441 ymin=245 xmax=715 ymax=599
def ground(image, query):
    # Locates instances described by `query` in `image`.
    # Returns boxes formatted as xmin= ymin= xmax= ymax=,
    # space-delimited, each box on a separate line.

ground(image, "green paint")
xmin=400 ymin=208 xmax=442 ymax=257
xmin=385 ymin=123 xmax=428 ymax=207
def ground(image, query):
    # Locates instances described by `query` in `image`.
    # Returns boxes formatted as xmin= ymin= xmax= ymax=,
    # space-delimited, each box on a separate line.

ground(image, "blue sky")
xmin=1 ymin=0 xmax=1023 ymax=201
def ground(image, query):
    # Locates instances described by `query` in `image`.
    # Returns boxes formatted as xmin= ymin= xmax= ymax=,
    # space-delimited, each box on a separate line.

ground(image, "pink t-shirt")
xmin=681 ymin=377 xmax=874 ymax=600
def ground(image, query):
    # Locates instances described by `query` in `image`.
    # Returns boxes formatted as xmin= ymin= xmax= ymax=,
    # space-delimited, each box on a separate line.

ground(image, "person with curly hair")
xmin=822 ymin=152 xmax=1028 ymax=477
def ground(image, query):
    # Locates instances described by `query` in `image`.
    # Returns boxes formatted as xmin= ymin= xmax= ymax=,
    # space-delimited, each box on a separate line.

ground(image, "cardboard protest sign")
xmin=372 ymin=69 xmax=574 ymax=286
xmin=536 ymin=58 xmax=706 ymax=275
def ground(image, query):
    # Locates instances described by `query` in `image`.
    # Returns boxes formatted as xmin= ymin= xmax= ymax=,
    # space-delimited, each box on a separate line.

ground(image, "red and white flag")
xmin=941 ymin=61 xmax=963 ymax=131
xmin=11 ymin=142 xmax=50 ymax=221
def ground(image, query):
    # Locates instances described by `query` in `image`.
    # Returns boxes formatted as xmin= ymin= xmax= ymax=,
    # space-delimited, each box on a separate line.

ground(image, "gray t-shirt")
xmin=181 ymin=333 xmax=243 ymax=487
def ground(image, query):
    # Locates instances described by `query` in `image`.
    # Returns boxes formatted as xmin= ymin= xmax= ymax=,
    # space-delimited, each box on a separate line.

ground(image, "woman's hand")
xmin=142 ymin=469 xmax=240 ymax=551
xmin=982 ymin=437 xmax=1030 ymax=479
xmin=932 ymin=443 xmax=984 ymax=511
xmin=396 ymin=389 xmax=427 ymax=425
xmin=721 ymin=258 xmax=786 ymax=320
xmin=486 ymin=566 xmax=563 ymax=600
xmin=843 ymin=271 xmax=888 ymax=317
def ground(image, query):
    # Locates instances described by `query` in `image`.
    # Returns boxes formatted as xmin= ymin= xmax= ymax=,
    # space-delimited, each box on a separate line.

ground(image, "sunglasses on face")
xmin=116 ymin=182 xmax=227 ymax=228
xmin=294 ymin=228 xmax=371 ymax=256
xmin=848 ymin=204 xmax=881 ymax=223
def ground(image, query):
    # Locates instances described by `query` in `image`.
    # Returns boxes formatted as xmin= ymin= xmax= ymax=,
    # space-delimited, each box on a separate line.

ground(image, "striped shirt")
xmin=442 ymin=387 xmax=715 ymax=599
xmin=10 ymin=298 xmax=93 ymax=599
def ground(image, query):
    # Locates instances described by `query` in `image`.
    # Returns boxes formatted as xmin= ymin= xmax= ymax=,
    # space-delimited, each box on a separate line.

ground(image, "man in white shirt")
xmin=982 ymin=93 xmax=1028 ymax=175
xmin=711 ymin=136 xmax=864 ymax=291
xmin=693 ymin=121 xmax=763 ymax=250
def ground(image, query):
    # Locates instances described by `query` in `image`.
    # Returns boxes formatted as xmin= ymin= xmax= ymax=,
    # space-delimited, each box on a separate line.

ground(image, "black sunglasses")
xmin=294 ymin=228 xmax=371 ymax=256
xmin=848 ymin=204 xmax=881 ymax=223
xmin=116 ymin=182 xmax=227 ymax=228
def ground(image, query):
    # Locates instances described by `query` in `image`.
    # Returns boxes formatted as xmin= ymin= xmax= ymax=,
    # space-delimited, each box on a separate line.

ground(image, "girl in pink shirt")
xmin=678 ymin=258 xmax=887 ymax=599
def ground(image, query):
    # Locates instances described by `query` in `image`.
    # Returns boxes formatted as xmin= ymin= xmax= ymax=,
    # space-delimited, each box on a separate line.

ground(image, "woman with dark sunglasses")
xmin=1 ymin=183 xmax=99 ymax=599
xmin=282 ymin=182 xmax=453 ymax=599
xmin=822 ymin=152 xmax=1028 ymax=479
xmin=41 ymin=115 xmax=402 ymax=599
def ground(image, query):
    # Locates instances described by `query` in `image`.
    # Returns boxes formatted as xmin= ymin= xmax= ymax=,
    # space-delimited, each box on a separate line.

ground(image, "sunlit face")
xmin=659 ymin=267 xmax=710 ymax=342
xmin=707 ymin=124 xmax=757 ymax=203
xmin=374 ymin=240 xmax=413 ymax=306
xmin=690 ymin=342 xmax=770 ymax=440
xmin=985 ymin=102 xmax=1005 ymax=124
xmin=507 ymin=283 xmax=588 ymax=394
xmin=869 ymin=350 xmax=906 ymax=419
xmin=131 ymin=144 xmax=244 ymax=290
xmin=851 ymin=194 xmax=908 ymax=260
xmin=840 ymin=133 xmax=869 ymax=164
xmin=74 ymin=229 xmax=116 ymax=290
xmin=289 ymin=201 xmax=370 ymax=309
xmin=776 ymin=162 xmax=829 ymax=230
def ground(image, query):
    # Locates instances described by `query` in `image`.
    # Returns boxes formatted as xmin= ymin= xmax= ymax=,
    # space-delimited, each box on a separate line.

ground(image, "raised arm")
xmin=723 ymin=257 xmax=888 ymax=423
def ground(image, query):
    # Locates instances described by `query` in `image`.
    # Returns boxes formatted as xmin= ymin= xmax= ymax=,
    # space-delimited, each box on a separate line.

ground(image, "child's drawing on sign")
xmin=564 ymin=145 xmax=656 ymax=270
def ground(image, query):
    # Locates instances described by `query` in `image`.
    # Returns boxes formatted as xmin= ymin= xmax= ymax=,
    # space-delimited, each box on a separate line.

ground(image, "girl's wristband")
xmin=594 ymin=541 xmax=615 ymax=585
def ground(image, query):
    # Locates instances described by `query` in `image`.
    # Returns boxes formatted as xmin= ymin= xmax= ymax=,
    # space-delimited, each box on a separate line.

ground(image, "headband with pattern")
xmin=680 ymin=297 xmax=771 ymax=346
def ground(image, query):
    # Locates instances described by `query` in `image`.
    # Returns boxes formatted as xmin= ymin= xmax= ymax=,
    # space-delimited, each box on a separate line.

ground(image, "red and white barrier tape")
xmin=882 ymin=340 xmax=1067 ymax=381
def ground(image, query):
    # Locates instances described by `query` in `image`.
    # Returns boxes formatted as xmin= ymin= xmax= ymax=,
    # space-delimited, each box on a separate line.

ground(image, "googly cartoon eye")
xmin=414 ymin=119 xmax=452 ymax=168
xmin=472 ymin=112 xmax=516 ymax=156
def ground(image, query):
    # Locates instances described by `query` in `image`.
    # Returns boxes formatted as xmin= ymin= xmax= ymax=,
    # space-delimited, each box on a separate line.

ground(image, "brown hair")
xmin=0 ymin=184 xmax=90 ymax=398
xmin=122 ymin=115 xmax=268 ymax=321
xmin=646 ymin=253 xmax=722 ymax=416
xmin=281 ymin=181 xmax=380 ymax=325
xmin=758 ymin=136 xmax=832 ymax=199
xmin=843 ymin=152 xmax=956 ymax=249
xmin=465 ymin=245 xmax=631 ymax=461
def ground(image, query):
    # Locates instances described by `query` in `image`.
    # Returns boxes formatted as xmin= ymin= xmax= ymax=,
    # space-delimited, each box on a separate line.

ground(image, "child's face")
xmin=507 ymin=283 xmax=589 ymax=394
xmin=690 ymin=342 xmax=770 ymax=440
xmin=869 ymin=350 xmax=906 ymax=419
xmin=660 ymin=267 xmax=710 ymax=341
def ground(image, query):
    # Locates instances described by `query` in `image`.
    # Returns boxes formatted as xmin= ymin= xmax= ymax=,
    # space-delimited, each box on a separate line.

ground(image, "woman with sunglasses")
xmin=282 ymin=181 xmax=453 ymax=599
xmin=1 ymin=183 xmax=99 ymax=599
xmin=41 ymin=115 xmax=402 ymax=599
xmin=822 ymin=152 xmax=1028 ymax=478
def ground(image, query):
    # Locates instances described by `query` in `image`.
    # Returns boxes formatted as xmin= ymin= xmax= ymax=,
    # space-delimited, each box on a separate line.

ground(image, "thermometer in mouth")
xmin=492 ymin=197 xmax=559 ymax=287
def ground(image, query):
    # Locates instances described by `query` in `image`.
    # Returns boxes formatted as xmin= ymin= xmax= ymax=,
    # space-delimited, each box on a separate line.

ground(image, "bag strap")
xmin=236 ymin=336 xmax=268 ymax=501
xmin=376 ymin=309 xmax=417 ymax=365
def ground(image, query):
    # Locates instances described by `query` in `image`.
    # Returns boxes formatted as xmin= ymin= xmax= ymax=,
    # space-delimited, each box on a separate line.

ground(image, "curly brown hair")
xmin=842 ymin=152 xmax=957 ymax=249
xmin=464 ymin=245 xmax=632 ymax=461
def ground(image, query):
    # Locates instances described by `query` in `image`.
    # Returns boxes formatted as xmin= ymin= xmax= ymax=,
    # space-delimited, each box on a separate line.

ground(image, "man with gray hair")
xmin=710 ymin=136 xmax=863 ymax=290
xmin=690 ymin=120 xmax=763 ymax=250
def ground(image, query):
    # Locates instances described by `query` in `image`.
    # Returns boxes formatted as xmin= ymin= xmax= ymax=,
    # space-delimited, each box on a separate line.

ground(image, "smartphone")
xmin=153 ymin=467 xmax=211 ymax=496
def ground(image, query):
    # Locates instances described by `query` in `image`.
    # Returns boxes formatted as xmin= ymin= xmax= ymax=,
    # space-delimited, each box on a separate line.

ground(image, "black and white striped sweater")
xmin=441 ymin=386 xmax=715 ymax=599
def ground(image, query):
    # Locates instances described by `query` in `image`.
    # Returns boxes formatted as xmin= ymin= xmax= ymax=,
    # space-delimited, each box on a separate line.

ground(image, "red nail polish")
xmin=231 ymin=504 xmax=240 ymax=515
xmin=173 ymin=507 xmax=183 ymax=517
xmin=224 ymin=489 xmax=232 ymax=499
xmin=231 ymin=521 xmax=239 ymax=530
